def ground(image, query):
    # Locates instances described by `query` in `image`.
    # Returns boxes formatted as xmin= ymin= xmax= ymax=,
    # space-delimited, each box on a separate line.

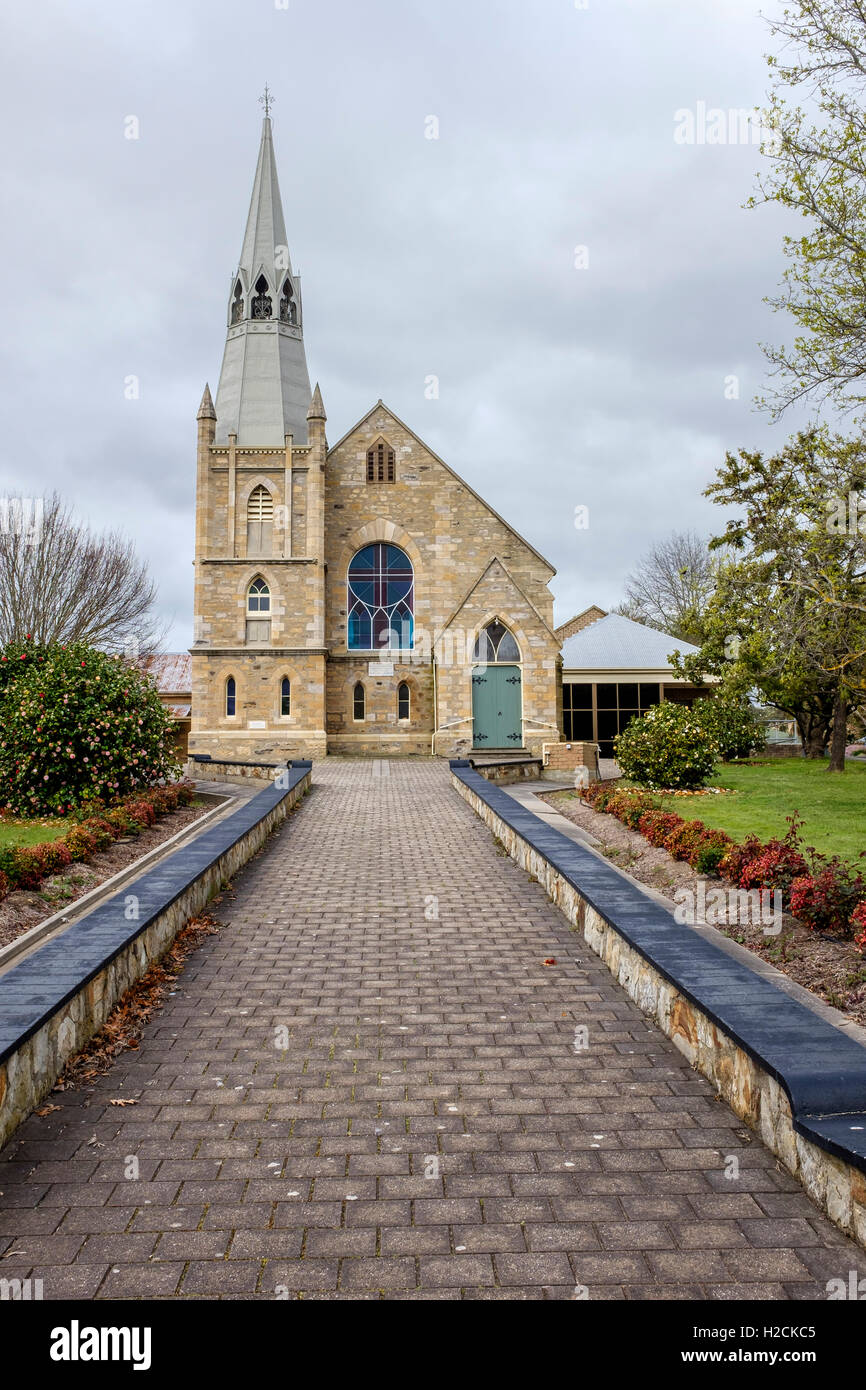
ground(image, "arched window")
xmin=279 ymin=279 xmax=296 ymax=324
xmin=347 ymin=543 xmax=414 ymax=650
xmin=366 ymin=438 xmax=395 ymax=483
xmin=246 ymin=576 xmax=271 ymax=643
xmin=225 ymin=676 xmax=236 ymax=717
xmin=252 ymin=274 xmax=272 ymax=319
xmin=398 ymin=681 xmax=410 ymax=720
xmin=353 ymin=682 xmax=365 ymax=721
xmin=247 ymin=576 xmax=270 ymax=612
xmin=473 ymin=620 xmax=520 ymax=663
xmin=230 ymin=281 xmax=244 ymax=324
xmin=247 ymin=485 xmax=274 ymax=556
xmin=280 ymin=676 xmax=291 ymax=717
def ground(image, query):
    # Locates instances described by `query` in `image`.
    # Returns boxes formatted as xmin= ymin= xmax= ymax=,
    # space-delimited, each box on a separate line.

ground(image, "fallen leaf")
xmin=543 ymin=958 xmax=556 ymax=967
xmin=35 ymin=1104 xmax=61 ymax=1117
xmin=108 ymin=1098 xmax=138 ymax=1107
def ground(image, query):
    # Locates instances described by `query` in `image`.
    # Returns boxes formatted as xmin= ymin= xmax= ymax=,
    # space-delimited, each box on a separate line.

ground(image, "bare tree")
xmin=0 ymin=492 xmax=166 ymax=656
xmin=614 ymin=530 xmax=716 ymax=643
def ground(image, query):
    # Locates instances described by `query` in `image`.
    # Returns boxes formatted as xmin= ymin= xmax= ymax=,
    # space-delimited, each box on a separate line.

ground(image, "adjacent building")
xmin=559 ymin=608 xmax=706 ymax=758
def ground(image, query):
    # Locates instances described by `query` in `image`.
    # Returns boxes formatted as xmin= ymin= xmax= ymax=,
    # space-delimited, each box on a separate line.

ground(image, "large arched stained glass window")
xmin=347 ymin=543 xmax=414 ymax=650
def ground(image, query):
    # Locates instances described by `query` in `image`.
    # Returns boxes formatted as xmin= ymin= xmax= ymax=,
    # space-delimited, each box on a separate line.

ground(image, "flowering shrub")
xmin=614 ymin=702 xmax=718 ymax=790
xmin=0 ymin=638 xmax=180 ymax=815
xmin=691 ymin=695 xmax=766 ymax=761
xmin=853 ymin=902 xmax=866 ymax=950
xmin=0 ymin=782 xmax=195 ymax=901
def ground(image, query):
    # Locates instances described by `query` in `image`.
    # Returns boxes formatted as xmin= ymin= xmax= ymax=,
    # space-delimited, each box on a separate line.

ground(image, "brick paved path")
xmin=2 ymin=758 xmax=866 ymax=1300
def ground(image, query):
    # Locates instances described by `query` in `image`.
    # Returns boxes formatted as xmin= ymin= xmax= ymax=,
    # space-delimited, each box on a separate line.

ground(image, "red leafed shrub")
xmin=580 ymin=782 xmax=612 ymax=812
xmin=80 ymin=817 xmax=117 ymax=851
xmin=16 ymin=844 xmax=51 ymax=889
xmin=64 ymin=824 xmax=99 ymax=861
xmin=852 ymin=901 xmax=866 ymax=949
xmin=638 ymin=810 xmax=684 ymax=847
xmin=125 ymin=799 xmax=157 ymax=828
xmin=664 ymin=818 xmax=709 ymax=863
xmin=789 ymin=863 xmax=866 ymax=937
xmin=605 ymin=790 xmax=656 ymax=829
xmin=738 ymin=840 xmax=809 ymax=896
xmin=717 ymin=836 xmax=763 ymax=885
xmin=0 ymin=781 xmax=196 ymax=894
xmin=40 ymin=840 xmax=73 ymax=876
xmin=729 ymin=818 xmax=809 ymax=898
xmin=104 ymin=806 xmax=139 ymax=836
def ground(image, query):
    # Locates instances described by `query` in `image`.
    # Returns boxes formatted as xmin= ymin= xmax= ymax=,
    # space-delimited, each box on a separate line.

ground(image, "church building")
xmin=189 ymin=112 xmax=562 ymax=761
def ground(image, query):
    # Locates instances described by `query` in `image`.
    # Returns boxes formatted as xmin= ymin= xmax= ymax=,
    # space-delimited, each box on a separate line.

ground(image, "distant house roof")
xmin=560 ymin=613 xmax=699 ymax=672
xmin=555 ymin=605 xmax=607 ymax=643
xmin=142 ymin=652 xmax=192 ymax=696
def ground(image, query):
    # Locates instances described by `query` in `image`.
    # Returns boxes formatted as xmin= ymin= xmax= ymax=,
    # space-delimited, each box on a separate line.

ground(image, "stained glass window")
xmin=225 ymin=676 xmax=236 ymax=717
xmin=398 ymin=682 xmax=410 ymax=719
xmin=347 ymin=543 xmax=414 ymax=650
xmin=353 ymin=682 xmax=365 ymax=720
xmin=280 ymin=677 xmax=291 ymax=716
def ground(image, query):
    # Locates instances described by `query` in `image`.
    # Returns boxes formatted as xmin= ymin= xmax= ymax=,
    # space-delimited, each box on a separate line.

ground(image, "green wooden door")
xmin=472 ymin=665 xmax=522 ymax=748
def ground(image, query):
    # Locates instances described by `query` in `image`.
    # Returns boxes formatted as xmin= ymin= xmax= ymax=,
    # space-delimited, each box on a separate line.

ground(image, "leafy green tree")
xmin=691 ymin=694 xmax=767 ymax=761
xmin=753 ymin=0 xmax=866 ymax=415
xmin=675 ymin=429 xmax=866 ymax=771
xmin=0 ymin=639 xmax=180 ymax=815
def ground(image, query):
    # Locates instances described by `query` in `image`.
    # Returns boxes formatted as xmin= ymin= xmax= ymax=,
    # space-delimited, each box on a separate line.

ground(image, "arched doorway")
xmin=471 ymin=620 xmax=522 ymax=749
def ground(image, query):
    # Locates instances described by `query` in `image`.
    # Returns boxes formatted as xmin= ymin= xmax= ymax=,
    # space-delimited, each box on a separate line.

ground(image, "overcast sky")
xmin=1 ymin=0 xmax=814 ymax=648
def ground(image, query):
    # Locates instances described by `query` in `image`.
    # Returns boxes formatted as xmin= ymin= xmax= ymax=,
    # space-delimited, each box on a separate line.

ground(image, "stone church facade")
xmin=189 ymin=115 xmax=562 ymax=761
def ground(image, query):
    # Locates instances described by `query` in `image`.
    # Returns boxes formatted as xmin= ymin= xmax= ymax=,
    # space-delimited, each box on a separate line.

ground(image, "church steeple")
xmin=213 ymin=104 xmax=312 ymax=447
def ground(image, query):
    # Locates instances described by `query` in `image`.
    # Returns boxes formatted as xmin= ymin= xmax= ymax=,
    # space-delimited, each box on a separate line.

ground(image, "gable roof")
xmin=560 ymin=613 xmax=699 ymax=671
xmin=142 ymin=652 xmax=192 ymax=695
xmin=555 ymin=605 xmax=607 ymax=642
xmin=328 ymin=400 xmax=556 ymax=574
xmin=440 ymin=556 xmax=559 ymax=643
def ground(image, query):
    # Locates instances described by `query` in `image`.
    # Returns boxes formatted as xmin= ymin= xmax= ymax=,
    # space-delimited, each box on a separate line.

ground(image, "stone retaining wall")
xmin=0 ymin=768 xmax=311 ymax=1152
xmin=451 ymin=764 xmax=866 ymax=1249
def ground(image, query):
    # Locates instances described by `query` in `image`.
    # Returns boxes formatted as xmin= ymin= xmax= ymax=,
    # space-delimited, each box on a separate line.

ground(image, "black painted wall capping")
xmin=190 ymin=754 xmax=282 ymax=769
xmin=452 ymin=765 xmax=866 ymax=1175
xmin=0 ymin=769 xmax=309 ymax=1069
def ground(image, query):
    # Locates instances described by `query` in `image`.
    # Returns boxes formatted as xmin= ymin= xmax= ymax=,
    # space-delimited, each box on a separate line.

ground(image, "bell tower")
xmin=188 ymin=95 xmax=327 ymax=765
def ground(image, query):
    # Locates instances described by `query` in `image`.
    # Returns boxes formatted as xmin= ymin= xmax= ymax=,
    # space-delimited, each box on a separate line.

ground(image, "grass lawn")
xmin=652 ymin=759 xmax=866 ymax=867
xmin=0 ymin=818 xmax=69 ymax=849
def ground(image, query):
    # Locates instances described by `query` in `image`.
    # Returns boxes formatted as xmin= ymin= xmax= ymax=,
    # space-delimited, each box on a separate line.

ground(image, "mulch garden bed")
xmin=0 ymin=799 xmax=218 ymax=952
xmin=540 ymin=789 xmax=866 ymax=1028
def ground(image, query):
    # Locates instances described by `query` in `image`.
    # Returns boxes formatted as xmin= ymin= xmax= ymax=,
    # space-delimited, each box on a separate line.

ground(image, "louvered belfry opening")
xmin=246 ymin=484 xmax=274 ymax=556
xmin=366 ymin=438 xmax=395 ymax=484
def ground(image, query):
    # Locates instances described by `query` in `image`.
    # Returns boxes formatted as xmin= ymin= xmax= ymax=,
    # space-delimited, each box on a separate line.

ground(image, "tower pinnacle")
xmin=212 ymin=108 xmax=312 ymax=447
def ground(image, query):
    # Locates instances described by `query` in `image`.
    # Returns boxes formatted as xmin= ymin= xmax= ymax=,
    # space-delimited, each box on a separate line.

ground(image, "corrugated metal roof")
xmin=561 ymin=613 xmax=699 ymax=671
xmin=143 ymin=653 xmax=192 ymax=695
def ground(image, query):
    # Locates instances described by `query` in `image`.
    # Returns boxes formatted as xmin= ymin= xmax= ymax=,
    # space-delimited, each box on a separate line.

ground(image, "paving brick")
xmin=1 ymin=760 xmax=862 ymax=1301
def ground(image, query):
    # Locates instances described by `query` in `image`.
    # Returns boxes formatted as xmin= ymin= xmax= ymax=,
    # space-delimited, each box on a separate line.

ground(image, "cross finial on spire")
xmin=259 ymin=85 xmax=274 ymax=119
